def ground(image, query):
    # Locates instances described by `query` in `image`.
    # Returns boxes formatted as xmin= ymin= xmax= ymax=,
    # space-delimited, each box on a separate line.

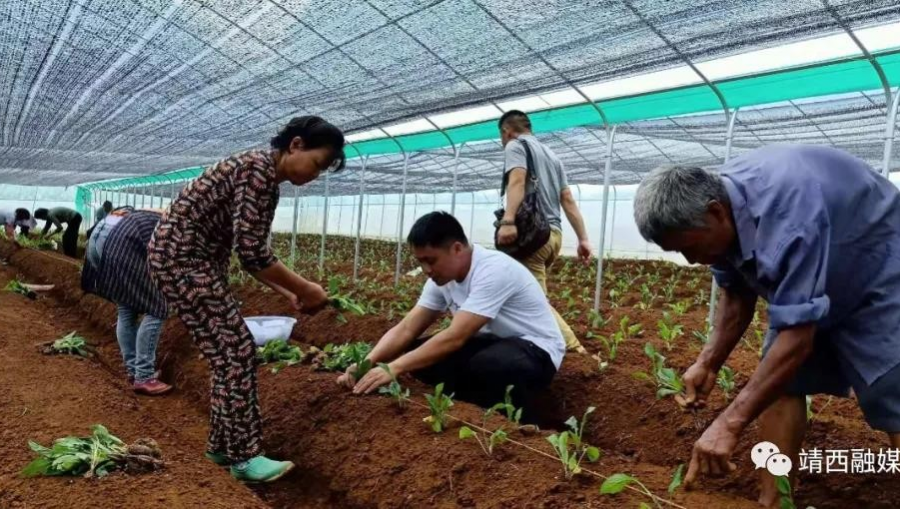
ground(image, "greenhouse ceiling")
xmin=1 ymin=0 xmax=900 ymax=199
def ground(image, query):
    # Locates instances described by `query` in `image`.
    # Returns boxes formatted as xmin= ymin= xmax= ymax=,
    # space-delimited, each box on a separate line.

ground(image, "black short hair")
xmin=34 ymin=208 xmax=48 ymax=219
xmin=102 ymin=201 xmax=112 ymax=210
xmin=270 ymin=116 xmax=346 ymax=172
xmin=407 ymin=212 xmax=468 ymax=249
xmin=14 ymin=208 xmax=30 ymax=221
xmin=498 ymin=110 xmax=531 ymax=132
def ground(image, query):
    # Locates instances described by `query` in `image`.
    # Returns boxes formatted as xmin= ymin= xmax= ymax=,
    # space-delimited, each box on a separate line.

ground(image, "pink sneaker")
xmin=133 ymin=378 xmax=173 ymax=396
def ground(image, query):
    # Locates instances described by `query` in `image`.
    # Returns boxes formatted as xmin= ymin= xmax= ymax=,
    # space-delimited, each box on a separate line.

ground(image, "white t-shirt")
xmin=416 ymin=245 xmax=565 ymax=369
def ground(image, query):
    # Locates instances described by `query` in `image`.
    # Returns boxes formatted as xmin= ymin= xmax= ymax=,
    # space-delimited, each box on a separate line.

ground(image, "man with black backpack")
xmin=495 ymin=110 xmax=592 ymax=354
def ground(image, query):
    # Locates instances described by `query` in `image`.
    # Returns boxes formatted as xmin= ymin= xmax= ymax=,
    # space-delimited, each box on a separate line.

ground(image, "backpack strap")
xmin=501 ymin=137 xmax=538 ymax=197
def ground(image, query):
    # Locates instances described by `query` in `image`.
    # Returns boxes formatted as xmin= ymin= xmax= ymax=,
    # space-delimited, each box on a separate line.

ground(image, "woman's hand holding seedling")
xmin=296 ymin=280 xmax=328 ymax=313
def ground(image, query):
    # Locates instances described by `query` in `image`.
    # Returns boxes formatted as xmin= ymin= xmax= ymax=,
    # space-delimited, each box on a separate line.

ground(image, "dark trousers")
xmin=63 ymin=214 xmax=83 ymax=257
xmin=411 ymin=333 xmax=556 ymax=420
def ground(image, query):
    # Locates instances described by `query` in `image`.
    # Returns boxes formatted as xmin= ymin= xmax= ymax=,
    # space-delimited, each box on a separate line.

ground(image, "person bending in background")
xmin=338 ymin=212 xmax=565 ymax=417
xmin=148 ymin=116 xmax=344 ymax=483
xmin=94 ymin=200 xmax=113 ymax=224
xmin=34 ymin=206 xmax=82 ymax=257
xmin=83 ymin=206 xmax=172 ymax=396
xmin=0 ymin=208 xmax=36 ymax=244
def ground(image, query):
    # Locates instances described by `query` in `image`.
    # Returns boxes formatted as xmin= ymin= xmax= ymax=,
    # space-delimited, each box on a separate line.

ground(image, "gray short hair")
xmin=633 ymin=165 xmax=729 ymax=243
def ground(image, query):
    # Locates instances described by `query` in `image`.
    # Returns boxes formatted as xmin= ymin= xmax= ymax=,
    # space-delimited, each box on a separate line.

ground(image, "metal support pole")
xmin=708 ymin=109 xmax=740 ymax=326
xmin=450 ymin=143 xmax=463 ymax=215
xmin=394 ymin=153 xmax=411 ymax=286
xmin=319 ymin=172 xmax=330 ymax=273
xmin=353 ymin=159 xmax=368 ymax=281
xmin=412 ymin=194 xmax=418 ymax=223
xmin=379 ymin=195 xmax=386 ymax=239
xmin=469 ymin=192 xmax=476 ymax=241
xmin=290 ymin=185 xmax=299 ymax=269
xmin=883 ymin=86 xmax=900 ymax=178
xmin=593 ymin=125 xmax=618 ymax=312
xmin=609 ymin=186 xmax=617 ymax=256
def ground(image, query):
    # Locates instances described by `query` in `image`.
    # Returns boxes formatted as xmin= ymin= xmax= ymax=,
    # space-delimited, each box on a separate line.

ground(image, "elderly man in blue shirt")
xmin=633 ymin=145 xmax=900 ymax=506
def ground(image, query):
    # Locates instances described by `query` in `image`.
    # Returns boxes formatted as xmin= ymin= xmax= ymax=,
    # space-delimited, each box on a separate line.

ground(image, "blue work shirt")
xmin=711 ymin=145 xmax=900 ymax=386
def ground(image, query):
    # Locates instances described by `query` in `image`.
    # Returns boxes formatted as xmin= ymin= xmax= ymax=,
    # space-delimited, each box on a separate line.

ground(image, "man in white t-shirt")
xmin=338 ymin=211 xmax=565 ymax=413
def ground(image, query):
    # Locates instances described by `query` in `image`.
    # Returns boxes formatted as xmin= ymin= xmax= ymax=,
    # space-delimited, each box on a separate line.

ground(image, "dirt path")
xmin=0 ymin=263 xmax=270 ymax=509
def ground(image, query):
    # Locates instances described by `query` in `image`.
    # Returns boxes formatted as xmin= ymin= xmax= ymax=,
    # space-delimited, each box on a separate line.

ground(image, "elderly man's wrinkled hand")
xmin=684 ymin=417 xmax=739 ymax=490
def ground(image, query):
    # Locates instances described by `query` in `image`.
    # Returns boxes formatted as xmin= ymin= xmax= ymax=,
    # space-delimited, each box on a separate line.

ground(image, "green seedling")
xmin=491 ymin=385 xmax=523 ymax=426
xmin=377 ymin=363 xmax=410 ymax=408
xmin=459 ymin=406 xmax=508 ymax=457
xmin=637 ymin=284 xmax=656 ymax=310
xmin=423 ymin=383 xmax=454 ymax=433
xmin=4 ymin=279 xmax=36 ymax=299
xmin=328 ymin=276 xmax=367 ymax=320
xmin=776 ymin=475 xmax=796 ymax=509
xmin=668 ymin=463 xmax=685 ymax=494
xmin=588 ymin=309 xmax=609 ymax=330
xmin=256 ymin=340 xmax=304 ymax=374
xmin=48 ymin=332 xmax=90 ymax=357
xmin=546 ymin=406 xmax=601 ymax=479
xmin=632 ymin=343 xmax=685 ymax=400
xmin=667 ymin=300 xmax=689 ymax=316
xmin=717 ymin=366 xmax=735 ymax=400
xmin=693 ymin=288 xmax=708 ymax=307
xmin=22 ymin=425 xmax=162 ymax=478
xmin=657 ymin=312 xmax=684 ymax=351
xmin=600 ymin=473 xmax=661 ymax=508
xmin=692 ymin=323 xmax=710 ymax=345
xmin=319 ymin=342 xmax=373 ymax=372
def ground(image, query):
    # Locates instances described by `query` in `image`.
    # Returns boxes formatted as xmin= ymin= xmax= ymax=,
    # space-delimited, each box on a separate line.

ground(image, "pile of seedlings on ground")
xmin=39 ymin=331 xmax=94 ymax=358
xmin=4 ymin=278 xmax=37 ymax=299
xmin=309 ymin=341 xmax=372 ymax=374
xmin=22 ymin=424 xmax=164 ymax=478
xmin=256 ymin=339 xmax=305 ymax=374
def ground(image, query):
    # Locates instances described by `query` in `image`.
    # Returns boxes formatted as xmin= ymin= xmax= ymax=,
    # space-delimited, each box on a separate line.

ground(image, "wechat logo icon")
xmin=752 ymin=441 xmax=793 ymax=476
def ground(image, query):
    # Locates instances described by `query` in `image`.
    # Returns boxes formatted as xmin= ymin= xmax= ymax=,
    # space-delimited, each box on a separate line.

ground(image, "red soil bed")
xmin=3 ymin=236 xmax=898 ymax=508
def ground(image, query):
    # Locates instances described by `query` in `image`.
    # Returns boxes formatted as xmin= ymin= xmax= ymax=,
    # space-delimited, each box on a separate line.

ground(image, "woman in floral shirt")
xmin=149 ymin=116 xmax=344 ymax=482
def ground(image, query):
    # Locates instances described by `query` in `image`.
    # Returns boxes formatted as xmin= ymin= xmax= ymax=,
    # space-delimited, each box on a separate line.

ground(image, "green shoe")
xmin=204 ymin=451 xmax=230 ymax=466
xmin=230 ymin=455 xmax=294 ymax=483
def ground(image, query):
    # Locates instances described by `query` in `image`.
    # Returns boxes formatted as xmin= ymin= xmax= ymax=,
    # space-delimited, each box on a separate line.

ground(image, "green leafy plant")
xmin=657 ymin=312 xmax=684 ymax=351
xmin=5 ymin=278 xmax=38 ymax=299
xmin=377 ymin=363 xmax=410 ymax=408
xmin=668 ymin=463 xmax=685 ymax=494
xmin=256 ymin=340 xmax=305 ymax=374
xmin=632 ymin=343 xmax=685 ymax=400
xmin=45 ymin=332 xmax=90 ymax=357
xmin=493 ymin=385 xmax=523 ymax=426
xmin=546 ymin=407 xmax=601 ymax=479
xmin=693 ymin=288 xmax=708 ymax=307
xmin=776 ymin=475 xmax=796 ymax=509
xmin=692 ymin=323 xmax=710 ymax=345
xmin=588 ymin=309 xmax=609 ymax=330
xmin=667 ymin=300 xmax=689 ymax=316
xmin=319 ymin=342 xmax=373 ymax=372
xmin=637 ymin=284 xmax=656 ymax=310
xmin=717 ymin=366 xmax=735 ymax=400
xmin=328 ymin=276 xmax=367 ymax=321
xmin=22 ymin=425 xmax=163 ymax=478
xmin=459 ymin=406 xmax=508 ymax=457
xmin=423 ymin=383 xmax=454 ymax=433
xmin=600 ymin=473 xmax=661 ymax=508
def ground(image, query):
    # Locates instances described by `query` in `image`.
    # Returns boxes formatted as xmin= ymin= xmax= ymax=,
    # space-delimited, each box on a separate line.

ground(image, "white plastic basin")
xmin=244 ymin=316 xmax=297 ymax=346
